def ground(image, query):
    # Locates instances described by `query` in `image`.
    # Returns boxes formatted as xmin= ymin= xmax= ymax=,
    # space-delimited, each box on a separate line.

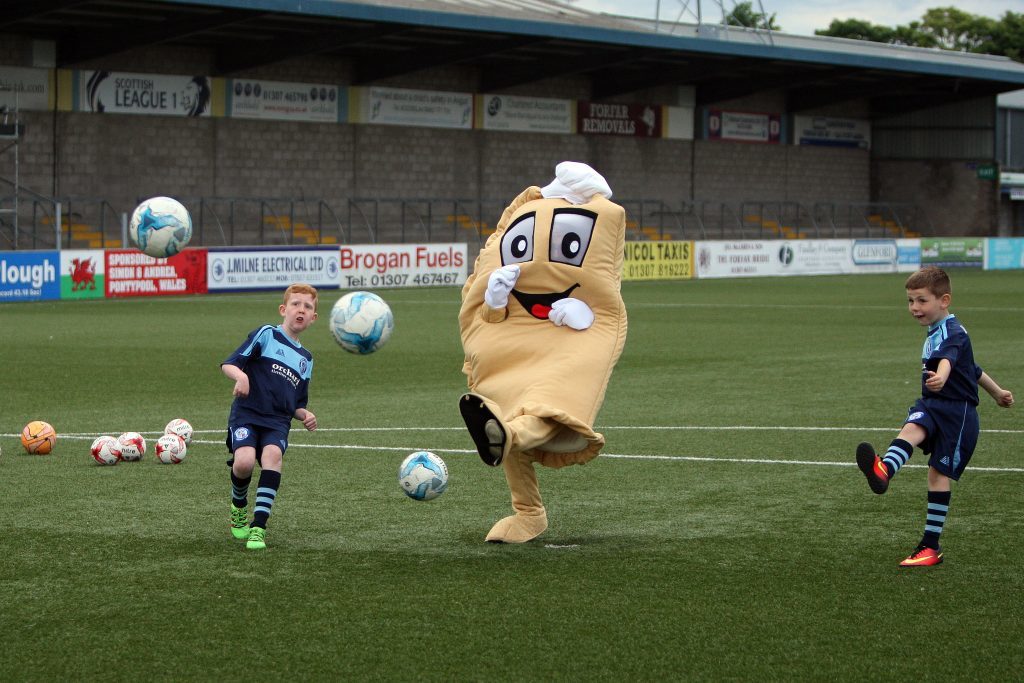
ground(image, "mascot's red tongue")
xmin=532 ymin=303 xmax=552 ymax=319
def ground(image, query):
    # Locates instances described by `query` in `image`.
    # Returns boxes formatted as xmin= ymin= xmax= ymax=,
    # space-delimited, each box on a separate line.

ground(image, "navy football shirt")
xmin=921 ymin=313 xmax=982 ymax=405
xmin=224 ymin=324 xmax=314 ymax=431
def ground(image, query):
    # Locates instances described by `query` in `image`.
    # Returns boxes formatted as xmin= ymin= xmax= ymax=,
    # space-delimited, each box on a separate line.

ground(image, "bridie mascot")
xmin=458 ymin=161 xmax=628 ymax=543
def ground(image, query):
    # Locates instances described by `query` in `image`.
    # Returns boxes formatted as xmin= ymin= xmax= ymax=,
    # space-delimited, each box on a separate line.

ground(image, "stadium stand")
xmin=1 ymin=0 xmax=1023 ymax=249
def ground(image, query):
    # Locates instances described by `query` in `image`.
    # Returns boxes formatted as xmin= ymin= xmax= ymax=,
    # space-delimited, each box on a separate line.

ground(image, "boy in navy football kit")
xmin=857 ymin=267 xmax=1013 ymax=566
xmin=222 ymin=283 xmax=319 ymax=550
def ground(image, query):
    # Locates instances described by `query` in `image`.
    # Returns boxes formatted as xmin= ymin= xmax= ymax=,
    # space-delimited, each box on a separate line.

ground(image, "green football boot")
xmin=246 ymin=526 xmax=267 ymax=550
xmin=230 ymin=505 xmax=250 ymax=540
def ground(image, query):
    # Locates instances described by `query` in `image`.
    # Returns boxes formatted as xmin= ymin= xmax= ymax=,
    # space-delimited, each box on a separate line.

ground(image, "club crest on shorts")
xmin=233 ymin=427 xmax=250 ymax=441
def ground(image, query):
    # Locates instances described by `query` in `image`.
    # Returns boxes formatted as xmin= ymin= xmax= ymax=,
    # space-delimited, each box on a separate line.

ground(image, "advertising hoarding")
xmin=479 ymin=94 xmax=573 ymax=134
xmin=60 ymin=250 xmax=105 ymax=299
xmin=920 ymin=238 xmax=983 ymax=268
xmin=0 ymin=251 xmax=60 ymax=302
xmin=339 ymin=243 xmax=468 ymax=289
xmin=622 ymin=241 xmax=693 ymax=281
xmin=77 ymin=71 xmax=212 ymax=117
xmin=105 ymin=249 xmax=207 ymax=297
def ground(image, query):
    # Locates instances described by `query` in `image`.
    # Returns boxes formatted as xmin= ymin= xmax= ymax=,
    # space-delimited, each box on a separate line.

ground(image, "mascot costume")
xmin=458 ymin=161 xmax=628 ymax=543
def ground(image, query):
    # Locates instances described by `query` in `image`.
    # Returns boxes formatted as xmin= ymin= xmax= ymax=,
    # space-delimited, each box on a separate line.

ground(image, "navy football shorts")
xmin=904 ymin=397 xmax=979 ymax=481
xmin=225 ymin=424 xmax=289 ymax=465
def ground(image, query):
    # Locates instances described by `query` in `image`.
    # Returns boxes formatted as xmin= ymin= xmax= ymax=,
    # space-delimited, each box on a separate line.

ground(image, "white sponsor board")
xmin=480 ymin=94 xmax=572 ymax=134
xmin=0 ymin=66 xmax=50 ymax=111
xmin=793 ymin=115 xmax=871 ymax=149
xmin=364 ymin=87 xmax=473 ymax=129
xmin=228 ymin=79 xmax=342 ymax=122
xmin=207 ymin=248 xmax=341 ymax=291
xmin=664 ymin=106 xmax=695 ymax=140
xmin=695 ymin=239 xmax=919 ymax=279
xmin=708 ymin=110 xmax=780 ymax=143
xmin=339 ymin=243 xmax=468 ymax=289
xmin=79 ymin=71 xmax=212 ymax=117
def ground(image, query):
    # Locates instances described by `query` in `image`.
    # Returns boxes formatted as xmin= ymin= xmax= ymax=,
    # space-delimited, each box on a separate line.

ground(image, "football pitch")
xmin=1 ymin=271 xmax=1021 ymax=680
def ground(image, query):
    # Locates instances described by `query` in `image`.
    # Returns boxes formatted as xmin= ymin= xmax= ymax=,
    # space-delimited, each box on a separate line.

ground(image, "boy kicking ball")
xmin=222 ymin=283 xmax=319 ymax=550
xmin=857 ymin=267 xmax=1013 ymax=566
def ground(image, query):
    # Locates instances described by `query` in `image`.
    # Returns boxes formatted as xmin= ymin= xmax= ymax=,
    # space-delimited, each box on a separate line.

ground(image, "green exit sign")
xmin=976 ymin=164 xmax=997 ymax=180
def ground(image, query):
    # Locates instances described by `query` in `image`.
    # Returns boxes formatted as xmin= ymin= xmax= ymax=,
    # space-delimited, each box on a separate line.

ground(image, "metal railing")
xmin=0 ymin=187 xmax=937 ymax=249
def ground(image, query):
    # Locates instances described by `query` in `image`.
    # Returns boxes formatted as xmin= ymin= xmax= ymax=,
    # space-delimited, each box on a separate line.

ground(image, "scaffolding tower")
xmin=0 ymin=85 xmax=22 ymax=242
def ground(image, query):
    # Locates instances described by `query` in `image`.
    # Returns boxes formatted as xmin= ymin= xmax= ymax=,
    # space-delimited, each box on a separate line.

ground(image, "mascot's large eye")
xmin=500 ymin=212 xmax=536 ymax=266
xmin=549 ymin=209 xmax=596 ymax=267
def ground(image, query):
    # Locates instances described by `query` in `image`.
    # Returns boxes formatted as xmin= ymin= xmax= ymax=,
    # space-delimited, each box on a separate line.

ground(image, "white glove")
xmin=548 ymin=298 xmax=594 ymax=330
xmin=484 ymin=264 xmax=520 ymax=309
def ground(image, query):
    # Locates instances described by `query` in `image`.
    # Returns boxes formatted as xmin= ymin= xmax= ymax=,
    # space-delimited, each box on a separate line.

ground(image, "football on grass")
xmin=129 ymin=196 xmax=192 ymax=259
xmin=329 ymin=291 xmax=394 ymax=354
xmin=21 ymin=420 xmax=56 ymax=454
xmin=155 ymin=434 xmax=187 ymax=464
xmin=90 ymin=435 xmax=121 ymax=465
xmin=398 ymin=451 xmax=449 ymax=501
xmin=117 ymin=432 xmax=146 ymax=461
xmin=165 ymin=418 xmax=193 ymax=445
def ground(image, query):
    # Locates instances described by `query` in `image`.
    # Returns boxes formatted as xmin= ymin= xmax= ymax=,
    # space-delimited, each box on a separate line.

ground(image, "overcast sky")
xmin=570 ymin=0 xmax=1020 ymax=37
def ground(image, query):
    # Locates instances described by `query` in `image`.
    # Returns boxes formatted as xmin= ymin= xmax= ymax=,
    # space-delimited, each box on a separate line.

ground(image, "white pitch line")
xmin=121 ymin=425 xmax=1024 ymax=435
xmin=628 ymin=301 xmax=1024 ymax=313
xmin=18 ymin=422 xmax=1024 ymax=438
xmin=599 ymin=453 xmax=1024 ymax=473
xmin=13 ymin=435 xmax=1024 ymax=474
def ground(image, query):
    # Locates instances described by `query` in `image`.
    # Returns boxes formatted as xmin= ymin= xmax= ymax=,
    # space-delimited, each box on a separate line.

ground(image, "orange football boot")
xmin=856 ymin=442 xmax=890 ymax=494
xmin=900 ymin=545 xmax=943 ymax=567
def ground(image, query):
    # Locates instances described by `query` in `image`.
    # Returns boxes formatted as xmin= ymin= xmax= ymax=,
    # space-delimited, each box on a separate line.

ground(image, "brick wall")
xmin=872 ymin=159 xmax=998 ymax=236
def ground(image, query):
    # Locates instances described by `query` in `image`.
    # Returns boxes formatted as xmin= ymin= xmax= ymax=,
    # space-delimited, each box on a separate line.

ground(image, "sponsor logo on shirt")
xmin=271 ymin=362 xmax=300 ymax=388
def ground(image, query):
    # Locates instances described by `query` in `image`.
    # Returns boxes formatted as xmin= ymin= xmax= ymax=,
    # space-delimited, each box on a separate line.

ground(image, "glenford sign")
xmin=852 ymin=240 xmax=898 ymax=265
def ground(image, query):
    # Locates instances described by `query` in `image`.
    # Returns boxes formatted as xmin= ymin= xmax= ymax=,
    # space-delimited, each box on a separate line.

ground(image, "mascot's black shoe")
xmin=459 ymin=393 xmax=507 ymax=466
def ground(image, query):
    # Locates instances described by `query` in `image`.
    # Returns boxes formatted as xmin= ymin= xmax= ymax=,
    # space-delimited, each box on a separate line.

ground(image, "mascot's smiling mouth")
xmin=511 ymin=283 xmax=580 ymax=320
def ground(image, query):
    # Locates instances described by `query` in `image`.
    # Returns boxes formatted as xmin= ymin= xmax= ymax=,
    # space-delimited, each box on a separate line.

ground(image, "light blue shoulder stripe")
xmin=264 ymin=327 xmax=313 ymax=379
xmin=240 ymin=325 xmax=276 ymax=358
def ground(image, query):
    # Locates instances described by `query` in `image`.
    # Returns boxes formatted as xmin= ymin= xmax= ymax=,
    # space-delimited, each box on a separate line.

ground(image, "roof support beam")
xmin=215 ymin=24 xmax=409 ymax=75
xmin=353 ymin=35 xmax=542 ymax=84
xmin=0 ymin=0 xmax=90 ymax=28
xmin=58 ymin=9 xmax=257 ymax=66
xmin=592 ymin=59 xmax=734 ymax=100
xmin=697 ymin=66 xmax=836 ymax=107
xmin=480 ymin=46 xmax=651 ymax=92
xmin=787 ymin=75 xmax=923 ymax=112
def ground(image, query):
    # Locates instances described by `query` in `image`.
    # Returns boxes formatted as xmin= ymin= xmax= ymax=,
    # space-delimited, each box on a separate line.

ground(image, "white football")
xmin=155 ymin=434 xmax=187 ymax=464
xmin=117 ymin=432 xmax=146 ymax=461
xmin=90 ymin=435 xmax=121 ymax=466
xmin=129 ymin=196 xmax=193 ymax=259
xmin=165 ymin=418 xmax=193 ymax=445
xmin=398 ymin=451 xmax=449 ymax=501
xmin=329 ymin=291 xmax=394 ymax=354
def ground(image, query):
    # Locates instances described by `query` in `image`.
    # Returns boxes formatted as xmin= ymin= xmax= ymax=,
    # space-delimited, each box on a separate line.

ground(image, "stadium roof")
xmin=5 ymin=0 xmax=1024 ymax=115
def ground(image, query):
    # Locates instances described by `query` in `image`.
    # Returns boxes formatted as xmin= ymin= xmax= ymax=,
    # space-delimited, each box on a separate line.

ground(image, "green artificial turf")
xmin=1 ymin=271 xmax=1021 ymax=680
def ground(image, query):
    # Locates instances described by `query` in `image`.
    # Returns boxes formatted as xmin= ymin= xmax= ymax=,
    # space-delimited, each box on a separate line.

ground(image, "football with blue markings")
xmin=329 ymin=291 xmax=394 ymax=354
xmin=129 ymin=196 xmax=193 ymax=259
xmin=398 ymin=451 xmax=449 ymax=501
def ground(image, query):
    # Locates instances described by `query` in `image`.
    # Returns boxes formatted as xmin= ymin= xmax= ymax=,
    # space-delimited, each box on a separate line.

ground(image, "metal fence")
xmin=0 ymin=187 xmax=934 ymax=251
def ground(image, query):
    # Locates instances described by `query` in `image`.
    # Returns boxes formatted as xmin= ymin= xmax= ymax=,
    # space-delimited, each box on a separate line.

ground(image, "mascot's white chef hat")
xmin=540 ymin=161 xmax=613 ymax=205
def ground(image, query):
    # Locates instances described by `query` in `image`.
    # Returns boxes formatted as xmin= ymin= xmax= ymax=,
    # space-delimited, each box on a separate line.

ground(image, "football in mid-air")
xmin=21 ymin=420 xmax=56 ymax=454
xmin=398 ymin=451 xmax=449 ymax=501
xmin=90 ymin=435 xmax=121 ymax=465
xmin=329 ymin=291 xmax=394 ymax=354
xmin=117 ymin=432 xmax=147 ymax=461
xmin=165 ymin=418 xmax=194 ymax=445
xmin=129 ymin=196 xmax=192 ymax=259
xmin=155 ymin=434 xmax=187 ymax=464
